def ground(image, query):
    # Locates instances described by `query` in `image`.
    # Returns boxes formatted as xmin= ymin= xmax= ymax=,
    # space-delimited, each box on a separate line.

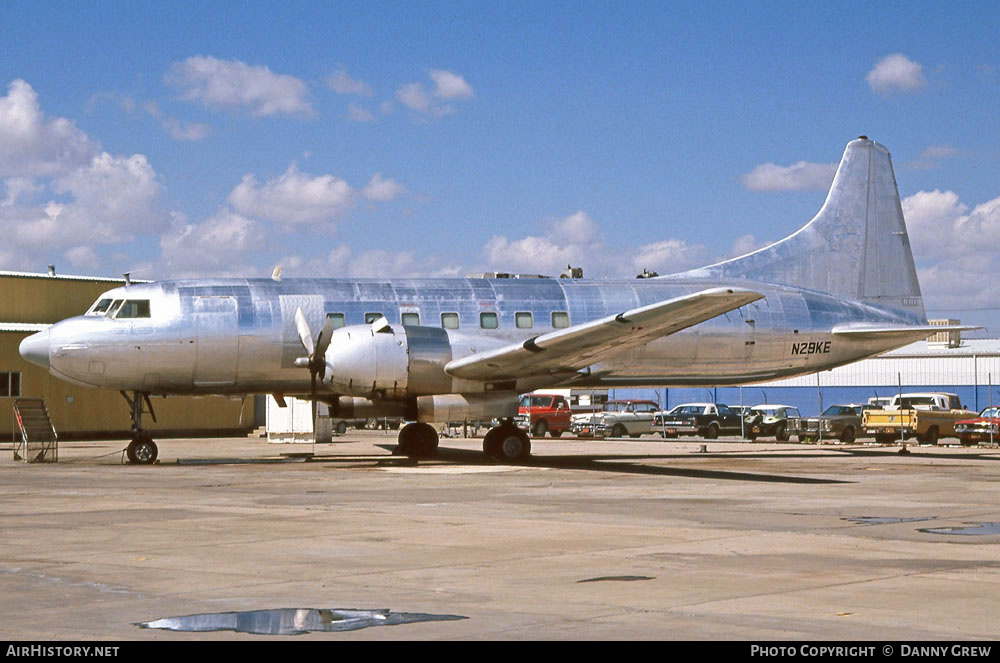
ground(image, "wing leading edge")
xmin=444 ymin=287 xmax=765 ymax=381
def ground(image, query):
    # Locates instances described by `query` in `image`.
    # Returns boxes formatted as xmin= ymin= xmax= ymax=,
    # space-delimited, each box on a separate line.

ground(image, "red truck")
xmin=515 ymin=393 xmax=572 ymax=437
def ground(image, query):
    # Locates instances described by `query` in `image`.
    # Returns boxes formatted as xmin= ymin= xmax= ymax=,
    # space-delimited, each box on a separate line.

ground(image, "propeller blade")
xmin=294 ymin=307 xmax=315 ymax=357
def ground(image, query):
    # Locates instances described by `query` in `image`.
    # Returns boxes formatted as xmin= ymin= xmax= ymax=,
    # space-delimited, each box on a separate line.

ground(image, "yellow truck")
xmin=862 ymin=393 xmax=976 ymax=444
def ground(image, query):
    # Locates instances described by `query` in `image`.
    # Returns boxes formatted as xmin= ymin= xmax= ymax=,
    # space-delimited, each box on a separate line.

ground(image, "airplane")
xmin=19 ymin=137 xmax=971 ymax=464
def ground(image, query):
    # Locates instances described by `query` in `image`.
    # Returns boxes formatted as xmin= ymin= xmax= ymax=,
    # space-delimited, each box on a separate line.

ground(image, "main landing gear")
xmin=396 ymin=418 xmax=531 ymax=462
xmin=122 ymin=391 xmax=158 ymax=465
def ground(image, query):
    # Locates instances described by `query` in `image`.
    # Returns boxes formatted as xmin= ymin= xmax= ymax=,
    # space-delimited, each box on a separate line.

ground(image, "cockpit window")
xmin=116 ymin=300 xmax=151 ymax=319
xmin=88 ymin=298 xmax=114 ymax=315
xmin=106 ymin=300 xmax=124 ymax=317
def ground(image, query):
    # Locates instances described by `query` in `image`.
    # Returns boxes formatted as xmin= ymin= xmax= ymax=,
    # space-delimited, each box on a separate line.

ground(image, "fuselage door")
xmin=193 ymin=295 xmax=239 ymax=387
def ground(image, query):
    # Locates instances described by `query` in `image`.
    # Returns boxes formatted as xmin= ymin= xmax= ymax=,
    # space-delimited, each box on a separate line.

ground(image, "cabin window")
xmin=551 ymin=311 xmax=569 ymax=328
xmin=515 ymin=312 xmax=533 ymax=329
xmin=364 ymin=312 xmax=384 ymax=324
xmin=480 ymin=312 xmax=499 ymax=329
xmin=326 ymin=313 xmax=346 ymax=328
xmin=88 ymin=298 xmax=113 ymax=315
xmin=441 ymin=312 xmax=459 ymax=329
xmin=401 ymin=312 xmax=420 ymax=326
xmin=116 ymin=300 xmax=151 ymax=319
xmin=0 ymin=372 xmax=21 ymax=398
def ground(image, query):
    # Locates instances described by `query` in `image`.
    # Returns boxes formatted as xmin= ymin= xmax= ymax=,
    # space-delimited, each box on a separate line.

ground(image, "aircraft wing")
xmin=444 ymin=287 xmax=764 ymax=381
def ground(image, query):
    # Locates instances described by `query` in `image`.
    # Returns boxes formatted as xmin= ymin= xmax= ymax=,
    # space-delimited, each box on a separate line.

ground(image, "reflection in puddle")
xmin=920 ymin=522 xmax=1000 ymax=536
xmin=577 ymin=575 xmax=654 ymax=583
xmin=137 ymin=608 xmax=467 ymax=635
xmin=843 ymin=516 xmax=931 ymax=525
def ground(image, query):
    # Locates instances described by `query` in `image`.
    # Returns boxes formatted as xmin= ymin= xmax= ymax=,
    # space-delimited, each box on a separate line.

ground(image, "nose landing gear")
xmin=122 ymin=391 xmax=158 ymax=465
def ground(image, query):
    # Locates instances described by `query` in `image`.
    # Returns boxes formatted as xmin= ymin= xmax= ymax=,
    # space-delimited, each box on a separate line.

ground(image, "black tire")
xmin=127 ymin=434 xmax=158 ymax=465
xmin=335 ymin=420 xmax=348 ymax=435
xmin=611 ymin=424 xmax=627 ymax=438
xmin=839 ymin=427 xmax=856 ymax=444
xmin=918 ymin=427 xmax=939 ymax=445
xmin=704 ymin=423 xmax=720 ymax=440
xmin=746 ymin=433 xmax=757 ymax=442
xmin=532 ymin=420 xmax=549 ymax=438
xmin=775 ymin=423 xmax=789 ymax=442
xmin=550 ymin=430 xmax=563 ymax=438
xmin=397 ymin=422 xmax=438 ymax=458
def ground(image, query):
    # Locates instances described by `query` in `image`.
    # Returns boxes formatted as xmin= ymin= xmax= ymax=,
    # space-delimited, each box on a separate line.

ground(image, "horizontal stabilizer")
xmin=445 ymin=287 xmax=764 ymax=381
xmin=832 ymin=324 xmax=981 ymax=340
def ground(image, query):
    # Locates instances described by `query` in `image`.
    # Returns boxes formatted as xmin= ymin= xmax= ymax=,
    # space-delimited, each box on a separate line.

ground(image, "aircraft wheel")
xmin=127 ymin=434 xmax=158 ymax=465
xmin=335 ymin=420 xmax=348 ymax=435
xmin=499 ymin=429 xmax=531 ymax=462
xmin=397 ymin=422 xmax=438 ymax=457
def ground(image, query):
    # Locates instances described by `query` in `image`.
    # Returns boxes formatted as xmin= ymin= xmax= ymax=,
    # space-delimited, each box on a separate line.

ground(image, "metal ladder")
xmin=13 ymin=398 xmax=58 ymax=463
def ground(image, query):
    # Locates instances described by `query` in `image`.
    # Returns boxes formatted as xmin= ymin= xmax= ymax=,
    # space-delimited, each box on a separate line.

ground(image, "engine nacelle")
xmin=323 ymin=323 xmax=453 ymax=398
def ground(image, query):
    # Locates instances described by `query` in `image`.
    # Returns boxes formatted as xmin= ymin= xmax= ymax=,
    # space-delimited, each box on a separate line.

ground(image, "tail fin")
xmin=680 ymin=137 xmax=926 ymax=322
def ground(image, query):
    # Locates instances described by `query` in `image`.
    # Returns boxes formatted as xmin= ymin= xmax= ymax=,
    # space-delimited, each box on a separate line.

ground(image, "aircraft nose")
xmin=19 ymin=329 xmax=51 ymax=370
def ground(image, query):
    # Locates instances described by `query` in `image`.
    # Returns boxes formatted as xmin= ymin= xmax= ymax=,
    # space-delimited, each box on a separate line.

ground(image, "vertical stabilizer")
xmin=679 ymin=138 xmax=926 ymax=322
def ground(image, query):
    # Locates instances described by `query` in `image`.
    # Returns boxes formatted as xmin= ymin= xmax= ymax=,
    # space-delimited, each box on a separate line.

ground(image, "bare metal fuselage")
xmin=37 ymin=274 xmax=923 ymax=398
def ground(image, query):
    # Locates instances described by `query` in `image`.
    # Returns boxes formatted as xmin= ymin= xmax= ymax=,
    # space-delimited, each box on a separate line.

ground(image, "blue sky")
xmin=2 ymin=1 xmax=1000 ymax=330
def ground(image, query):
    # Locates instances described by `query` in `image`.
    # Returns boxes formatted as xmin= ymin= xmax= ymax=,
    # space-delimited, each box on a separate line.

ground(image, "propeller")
xmin=293 ymin=307 xmax=334 ymax=433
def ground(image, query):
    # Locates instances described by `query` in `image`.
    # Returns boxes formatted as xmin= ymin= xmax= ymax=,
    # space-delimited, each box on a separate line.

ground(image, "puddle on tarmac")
xmin=136 ymin=608 xmax=467 ymax=635
xmin=577 ymin=575 xmax=654 ymax=583
xmin=919 ymin=522 xmax=1000 ymax=536
xmin=843 ymin=516 xmax=931 ymax=525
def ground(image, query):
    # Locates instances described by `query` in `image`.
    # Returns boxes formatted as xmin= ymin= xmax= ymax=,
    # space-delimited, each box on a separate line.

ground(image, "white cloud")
xmin=0 ymin=79 xmax=98 ymax=178
xmin=326 ymin=68 xmax=373 ymax=96
xmin=484 ymin=210 xmax=605 ymax=276
xmin=346 ymin=102 xmax=375 ymax=123
xmin=165 ymin=56 xmax=313 ymax=116
xmin=740 ymin=161 xmax=837 ymax=192
xmin=866 ymin=53 xmax=927 ymax=95
xmin=361 ymin=173 xmax=407 ymax=202
xmin=280 ymin=245 xmax=462 ymax=279
xmin=902 ymin=189 xmax=1000 ymax=316
xmin=430 ymin=69 xmax=474 ymax=99
xmin=396 ymin=82 xmax=432 ymax=112
xmin=396 ymin=70 xmax=474 ymax=118
xmin=158 ymin=209 xmax=269 ymax=277
xmin=143 ymin=101 xmax=210 ymax=141
xmin=227 ymin=165 xmax=355 ymax=230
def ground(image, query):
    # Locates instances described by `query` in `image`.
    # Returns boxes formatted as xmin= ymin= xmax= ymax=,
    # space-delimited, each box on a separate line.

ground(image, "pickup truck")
xmin=654 ymin=403 xmax=743 ymax=439
xmin=862 ymin=392 xmax=975 ymax=444
xmin=514 ymin=393 xmax=572 ymax=437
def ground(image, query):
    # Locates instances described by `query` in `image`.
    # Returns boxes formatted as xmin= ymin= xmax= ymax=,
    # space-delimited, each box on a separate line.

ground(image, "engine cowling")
xmin=322 ymin=323 xmax=453 ymax=398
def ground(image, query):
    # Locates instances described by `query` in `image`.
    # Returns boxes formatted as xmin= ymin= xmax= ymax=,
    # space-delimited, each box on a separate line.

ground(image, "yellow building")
xmin=2 ymin=270 xmax=254 ymax=440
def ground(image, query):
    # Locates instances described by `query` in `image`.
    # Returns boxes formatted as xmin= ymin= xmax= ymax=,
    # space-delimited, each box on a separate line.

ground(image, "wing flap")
xmin=445 ymin=287 xmax=764 ymax=381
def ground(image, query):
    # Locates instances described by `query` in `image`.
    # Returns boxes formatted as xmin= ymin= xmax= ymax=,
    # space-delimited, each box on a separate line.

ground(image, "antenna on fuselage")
xmin=272 ymin=265 xmax=283 ymax=281
xmin=123 ymin=272 xmax=131 ymax=286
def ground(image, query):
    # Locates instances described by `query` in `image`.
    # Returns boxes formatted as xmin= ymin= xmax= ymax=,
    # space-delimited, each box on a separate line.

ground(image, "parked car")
xmin=653 ymin=403 xmax=743 ymax=439
xmin=514 ymin=393 xmax=572 ymax=437
xmin=569 ymin=399 xmax=659 ymax=438
xmin=788 ymin=404 xmax=868 ymax=443
xmin=332 ymin=417 xmax=402 ymax=434
xmin=744 ymin=404 xmax=801 ymax=441
xmin=954 ymin=407 xmax=1000 ymax=446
